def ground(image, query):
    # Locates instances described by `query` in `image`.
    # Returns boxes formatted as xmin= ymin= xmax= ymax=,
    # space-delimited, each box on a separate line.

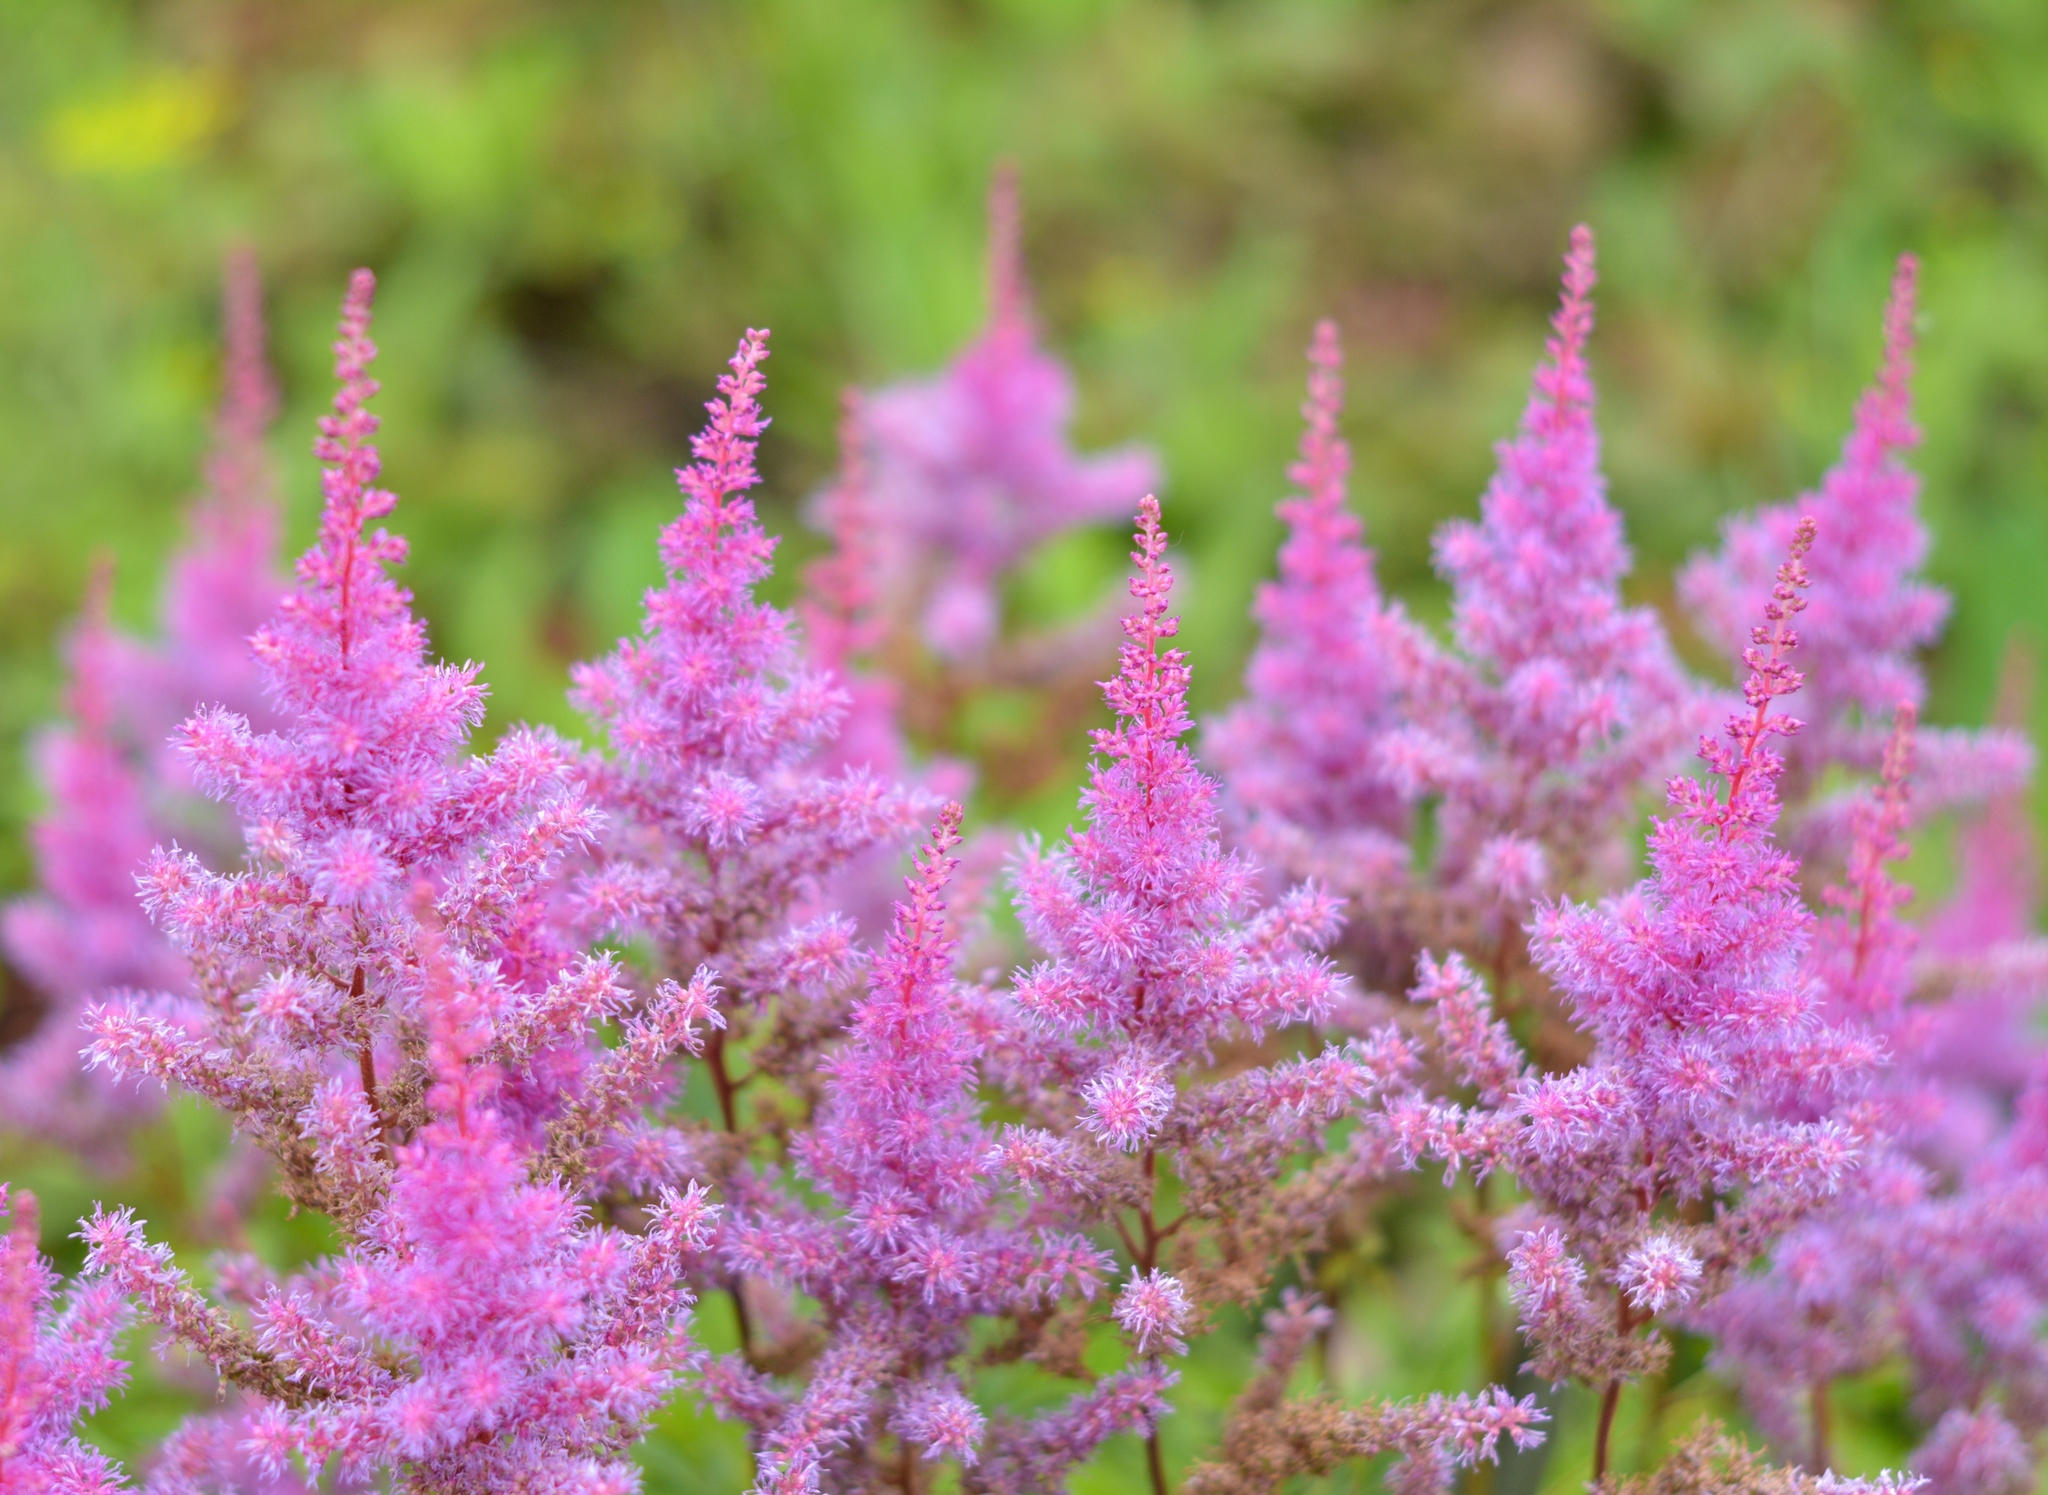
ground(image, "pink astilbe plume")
xmin=1222 ymin=232 xmax=1694 ymax=998
xmin=855 ymin=166 xmax=1157 ymax=663
xmin=1706 ymin=1049 xmax=2048 ymax=1490
xmin=81 ymin=269 xmax=602 ymax=1218
xmin=0 ymin=573 xmax=182 ymax=1165
xmin=567 ymin=328 xmax=929 ymax=1352
xmin=1419 ymin=225 xmax=1694 ymax=903
xmin=1383 ymin=520 xmax=1880 ymax=1480
xmin=1208 ymin=320 xmax=1426 ymax=911
xmin=1681 ymin=255 xmax=2031 ymax=830
xmin=717 ymin=806 xmax=1114 ymax=1491
xmin=2 ymin=254 xmax=287 ymax=1166
xmin=0 ymin=1186 xmax=131 ymax=1494
xmin=799 ymin=394 xmax=979 ymax=940
xmin=1914 ymin=647 xmax=2048 ymax=1148
xmin=800 ymin=392 xmax=906 ymax=782
xmin=6 ymin=217 xmax=2042 ymax=1495
xmin=982 ymin=496 xmax=1536 ymax=1491
xmin=140 ymin=246 xmax=289 ymax=765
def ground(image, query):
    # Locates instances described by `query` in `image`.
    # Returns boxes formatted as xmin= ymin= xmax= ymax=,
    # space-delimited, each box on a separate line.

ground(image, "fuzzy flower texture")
xmin=1 ymin=205 xmax=2034 ymax=1495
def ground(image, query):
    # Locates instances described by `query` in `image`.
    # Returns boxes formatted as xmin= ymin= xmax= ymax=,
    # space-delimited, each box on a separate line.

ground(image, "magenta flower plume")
xmin=799 ymin=392 xmax=905 ymax=779
xmin=82 ymin=269 xmax=600 ymax=1210
xmin=1384 ymin=520 xmax=1879 ymax=1469
xmin=6 ymin=220 xmax=2036 ymax=1495
xmin=567 ymin=328 xmax=928 ymax=1374
xmin=980 ymin=496 xmax=1526 ymax=1489
xmin=0 ymin=1186 xmax=132 ymax=1494
xmin=569 ymin=330 xmax=928 ymax=980
xmin=801 ymin=805 xmax=985 ymax=1224
xmin=857 ymin=166 xmax=1158 ymax=660
xmin=1421 ymin=225 xmax=1694 ymax=888
xmin=2 ymin=255 xmax=287 ymax=1165
xmin=1208 ymin=320 xmax=1424 ymax=900
xmin=1224 ymin=232 xmax=1695 ymax=994
xmin=719 ymin=807 xmax=1104 ymax=1490
xmin=148 ymin=246 xmax=288 ymax=748
xmin=795 ymin=392 xmax=974 ymax=942
xmin=1705 ymin=1050 xmax=2048 ymax=1486
xmin=0 ymin=571 xmax=181 ymax=1164
xmin=1008 ymin=496 xmax=1348 ymax=1058
xmin=1912 ymin=663 xmax=2048 ymax=1150
xmin=1806 ymin=705 xmax=1922 ymax=1031
xmin=1703 ymin=708 xmax=2048 ymax=1479
xmin=1681 ymin=255 xmax=2031 ymax=823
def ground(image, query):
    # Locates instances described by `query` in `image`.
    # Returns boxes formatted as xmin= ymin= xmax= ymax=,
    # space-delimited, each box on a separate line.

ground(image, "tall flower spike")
xmin=1702 ymin=703 xmax=2048 ymax=1477
xmin=797 ymin=391 xmax=979 ymax=941
xmin=1927 ymin=638 xmax=2040 ymax=955
xmin=985 ymin=496 xmax=1467 ymax=1488
xmin=0 ymin=567 xmax=181 ymax=1165
xmin=801 ymin=805 xmax=982 ymax=1212
xmin=1809 ymin=704 xmax=1918 ymax=1027
xmin=3 ymin=255 xmax=287 ymax=1165
xmin=800 ymin=392 xmax=902 ymax=778
xmin=856 ymin=166 xmax=1158 ymax=661
xmin=1706 ymin=1056 xmax=2048 ymax=1484
xmin=149 ymin=246 xmax=288 ymax=744
xmin=1421 ymin=224 xmax=1694 ymax=891
xmin=726 ymin=806 xmax=1090 ymax=1490
xmin=567 ymin=329 xmax=928 ymax=1351
xmin=83 ymin=269 xmax=599 ymax=1221
xmin=1007 ymin=497 xmax=1345 ymax=1058
xmin=0 ymin=1186 xmax=132 ymax=1493
xmin=1208 ymin=320 xmax=1422 ymax=903
xmin=1680 ymin=254 xmax=2032 ymax=825
xmin=1914 ymin=644 xmax=2047 ymax=1152
xmin=1384 ymin=519 xmax=1881 ymax=1481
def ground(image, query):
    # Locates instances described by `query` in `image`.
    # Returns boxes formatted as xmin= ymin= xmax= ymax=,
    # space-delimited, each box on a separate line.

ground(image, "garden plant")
xmin=2 ymin=177 xmax=2044 ymax=1495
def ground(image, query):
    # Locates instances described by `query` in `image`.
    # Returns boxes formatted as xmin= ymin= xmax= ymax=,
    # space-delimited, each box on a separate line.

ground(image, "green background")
xmin=2 ymin=0 xmax=2044 ymax=1488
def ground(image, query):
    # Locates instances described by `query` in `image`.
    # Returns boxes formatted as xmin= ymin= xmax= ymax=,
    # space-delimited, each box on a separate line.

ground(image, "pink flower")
xmin=1681 ymin=255 xmax=2030 ymax=826
xmin=1208 ymin=320 xmax=1423 ymax=885
xmin=1114 ymin=1269 xmax=1193 ymax=1356
xmin=855 ymin=168 xmax=1157 ymax=662
xmin=1617 ymin=1233 xmax=1703 ymax=1314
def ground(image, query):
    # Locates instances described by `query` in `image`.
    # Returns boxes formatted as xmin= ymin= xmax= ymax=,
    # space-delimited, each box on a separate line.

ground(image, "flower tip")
xmin=341 ymin=267 xmax=376 ymax=328
xmin=1562 ymin=223 xmax=1597 ymax=301
xmin=987 ymin=160 xmax=1027 ymax=328
xmin=1308 ymin=316 xmax=1342 ymax=371
xmin=1882 ymin=253 xmax=1919 ymax=383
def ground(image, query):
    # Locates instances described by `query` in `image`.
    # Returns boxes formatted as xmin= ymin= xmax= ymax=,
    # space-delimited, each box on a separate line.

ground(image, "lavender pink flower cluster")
xmin=1 ymin=187 xmax=2039 ymax=1495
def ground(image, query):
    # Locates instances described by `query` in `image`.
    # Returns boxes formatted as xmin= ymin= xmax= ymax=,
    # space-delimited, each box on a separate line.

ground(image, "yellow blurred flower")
xmin=44 ymin=72 xmax=227 ymax=176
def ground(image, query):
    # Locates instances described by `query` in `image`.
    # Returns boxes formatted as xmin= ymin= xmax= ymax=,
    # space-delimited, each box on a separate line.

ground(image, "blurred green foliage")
xmin=4 ymin=0 xmax=2047 ymax=1488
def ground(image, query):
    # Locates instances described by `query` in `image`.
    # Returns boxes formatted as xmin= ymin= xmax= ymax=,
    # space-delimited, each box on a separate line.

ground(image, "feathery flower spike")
xmin=1383 ymin=518 xmax=1880 ymax=1482
xmin=1208 ymin=320 xmax=1422 ymax=907
xmin=1681 ymin=255 xmax=2031 ymax=828
xmin=856 ymin=166 xmax=1158 ymax=661
xmin=1422 ymin=224 xmax=1694 ymax=891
